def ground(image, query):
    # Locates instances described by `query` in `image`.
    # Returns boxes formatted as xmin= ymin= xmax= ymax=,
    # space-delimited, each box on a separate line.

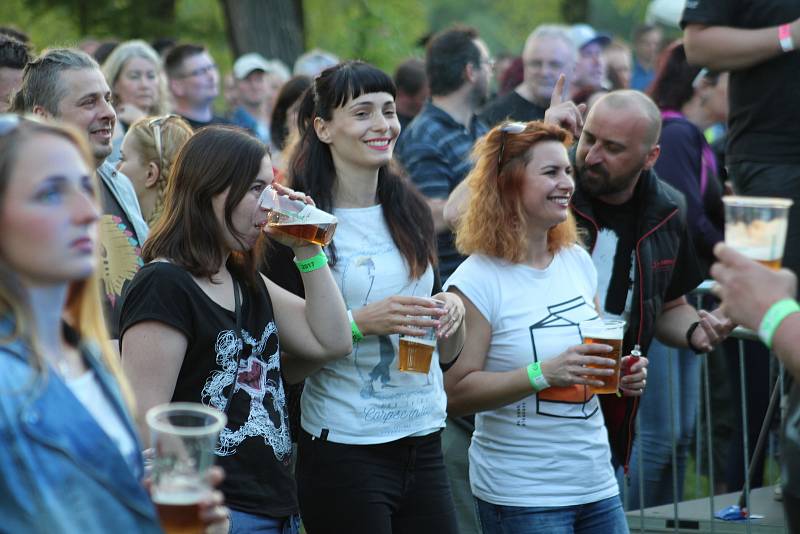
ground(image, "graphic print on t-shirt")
xmin=201 ymin=320 xmax=291 ymax=462
xmin=592 ymin=227 xmax=635 ymax=321
xmin=99 ymin=214 xmax=143 ymax=308
xmin=528 ymin=296 xmax=600 ymax=419
xmin=337 ymin=243 xmax=439 ymax=435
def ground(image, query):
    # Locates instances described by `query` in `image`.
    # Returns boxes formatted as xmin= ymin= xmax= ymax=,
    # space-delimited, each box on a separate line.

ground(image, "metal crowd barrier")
xmin=623 ymin=281 xmax=790 ymax=533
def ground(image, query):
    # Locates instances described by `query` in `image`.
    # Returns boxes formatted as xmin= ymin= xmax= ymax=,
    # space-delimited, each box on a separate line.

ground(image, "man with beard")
xmin=11 ymin=48 xmax=148 ymax=340
xmin=396 ymin=25 xmax=492 ymax=282
xmin=563 ymin=89 xmax=733 ymax=475
xmin=395 ymin=25 xmax=492 ymax=534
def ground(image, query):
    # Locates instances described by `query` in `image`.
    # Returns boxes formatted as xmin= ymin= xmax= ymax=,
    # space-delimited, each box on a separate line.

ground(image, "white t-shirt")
xmin=67 ymin=370 xmax=139 ymax=473
xmin=301 ymin=205 xmax=447 ymax=444
xmin=444 ymin=247 xmax=619 ymax=507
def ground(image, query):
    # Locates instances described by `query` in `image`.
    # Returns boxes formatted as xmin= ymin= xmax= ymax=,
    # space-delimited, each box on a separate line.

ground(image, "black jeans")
xmin=296 ymin=429 xmax=459 ymax=534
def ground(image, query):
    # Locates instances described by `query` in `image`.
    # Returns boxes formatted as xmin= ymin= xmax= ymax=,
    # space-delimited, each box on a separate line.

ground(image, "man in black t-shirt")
xmin=165 ymin=43 xmax=231 ymax=130
xmin=682 ymin=1 xmax=800 ymax=279
xmin=550 ymin=89 xmax=735 ymax=473
xmin=481 ymin=25 xmax=575 ymax=127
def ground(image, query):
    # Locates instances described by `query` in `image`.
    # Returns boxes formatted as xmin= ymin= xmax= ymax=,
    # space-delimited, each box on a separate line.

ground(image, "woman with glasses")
xmin=117 ymin=114 xmax=193 ymax=226
xmin=119 ymin=125 xmax=352 ymax=534
xmin=283 ymin=60 xmax=465 ymax=534
xmin=0 ymin=115 xmax=228 ymax=531
xmin=443 ymin=120 xmax=648 ymax=534
xmin=102 ymin=40 xmax=170 ymax=162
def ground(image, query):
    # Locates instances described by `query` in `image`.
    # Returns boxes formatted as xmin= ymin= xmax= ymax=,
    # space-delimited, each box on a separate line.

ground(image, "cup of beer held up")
xmin=146 ymin=402 xmax=226 ymax=534
xmin=259 ymin=185 xmax=338 ymax=246
xmin=398 ymin=299 xmax=443 ymax=374
xmin=580 ymin=318 xmax=626 ymax=395
xmin=723 ymin=196 xmax=793 ymax=270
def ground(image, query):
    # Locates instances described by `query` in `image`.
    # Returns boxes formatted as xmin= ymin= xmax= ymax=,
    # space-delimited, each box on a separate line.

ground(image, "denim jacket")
xmin=0 ymin=322 xmax=162 ymax=533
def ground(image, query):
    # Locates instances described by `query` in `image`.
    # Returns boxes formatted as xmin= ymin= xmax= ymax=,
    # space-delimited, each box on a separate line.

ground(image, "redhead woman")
xmin=443 ymin=121 xmax=648 ymax=534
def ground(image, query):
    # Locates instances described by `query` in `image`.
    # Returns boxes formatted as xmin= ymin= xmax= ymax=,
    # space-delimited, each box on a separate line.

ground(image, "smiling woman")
xmin=442 ymin=120 xmax=645 ymax=534
xmin=279 ymin=60 xmax=466 ymax=534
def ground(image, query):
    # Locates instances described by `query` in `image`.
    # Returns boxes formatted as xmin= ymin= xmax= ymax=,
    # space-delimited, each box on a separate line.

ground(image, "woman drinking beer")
xmin=119 ymin=125 xmax=352 ymax=534
xmin=283 ymin=61 xmax=466 ymax=533
xmin=442 ymin=121 xmax=649 ymax=533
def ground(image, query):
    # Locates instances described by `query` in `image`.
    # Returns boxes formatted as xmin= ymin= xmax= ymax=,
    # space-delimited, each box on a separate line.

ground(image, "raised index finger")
xmin=550 ymin=73 xmax=567 ymax=108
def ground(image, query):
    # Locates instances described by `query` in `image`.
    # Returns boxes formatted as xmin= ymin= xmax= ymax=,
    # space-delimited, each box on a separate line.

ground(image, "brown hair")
xmin=456 ymin=120 xmax=579 ymax=263
xmin=125 ymin=115 xmax=193 ymax=226
xmin=0 ymin=117 xmax=134 ymax=409
xmin=142 ymin=125 xmax=267 ymax=286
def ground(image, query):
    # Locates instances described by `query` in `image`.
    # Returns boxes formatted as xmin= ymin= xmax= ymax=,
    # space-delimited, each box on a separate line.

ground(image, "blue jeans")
xmin=228 ymin=510 xmax=300 ymax=534
xmin=475 ymin=495 xmax=628 ymax=534
xmin=626 ymin=340 xmax=699 ymax=509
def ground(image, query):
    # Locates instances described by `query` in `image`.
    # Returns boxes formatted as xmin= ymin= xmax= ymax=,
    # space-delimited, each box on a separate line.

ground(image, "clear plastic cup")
xmin=580 ymin=318 xmax=626 ymax=395
xmin=146 ymin=402 xmax=226 ymax=534
xmin=259 ymin=185 xmax=338 ymax=246
xmin=398 ymin=298 xmax=443 ymax=373
xmin=723 ymin=196 xmax=793 ymax=270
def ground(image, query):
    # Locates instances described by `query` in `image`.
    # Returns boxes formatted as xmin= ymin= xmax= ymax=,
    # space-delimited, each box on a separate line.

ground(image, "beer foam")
xmin=152 ymin=488 xmax=204 ymax=505
xmin=400 ymin=336 xmax=437 ymax=347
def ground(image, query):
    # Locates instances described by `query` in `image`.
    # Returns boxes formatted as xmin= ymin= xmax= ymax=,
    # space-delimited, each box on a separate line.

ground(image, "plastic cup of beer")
xmin=259 ymin=185 xmax=338 ymax=246
xmin=723 ymin=196 xmax=793 ymax=270
xmin=146 ymin=402 xmax=226 ymax=534
xmin=580 ymin=319 xmax=626 ymax=395
xmin=398 ymin=299 xmax=443 ymax=373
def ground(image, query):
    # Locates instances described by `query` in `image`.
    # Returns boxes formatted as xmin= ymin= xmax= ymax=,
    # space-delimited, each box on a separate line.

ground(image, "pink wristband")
xmin=779 ymin=24 xmax=795 ymax=53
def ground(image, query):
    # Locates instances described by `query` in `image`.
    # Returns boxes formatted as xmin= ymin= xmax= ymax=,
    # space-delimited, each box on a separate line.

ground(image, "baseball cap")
xmin=569 ymin=24 xmax=612 ymax=51
xmin=233 ymin=53 xmax=270 ymax=80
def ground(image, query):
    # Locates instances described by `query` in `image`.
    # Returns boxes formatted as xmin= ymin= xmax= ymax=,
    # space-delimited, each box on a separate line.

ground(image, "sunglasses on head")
xmin=147 ymin=114 xmax=180 ymax=169
xmin=497 ymin=121 xmax=527 ymax=170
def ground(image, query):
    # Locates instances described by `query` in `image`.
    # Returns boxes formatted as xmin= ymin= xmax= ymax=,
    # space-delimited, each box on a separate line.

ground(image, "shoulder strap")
xmin=223 ymin=281 xmax=243 ymax=415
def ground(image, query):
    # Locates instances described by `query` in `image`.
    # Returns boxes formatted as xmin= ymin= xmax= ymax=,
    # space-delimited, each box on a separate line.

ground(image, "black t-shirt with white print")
xmin=119 ymin=261 xmax=297 ymax=518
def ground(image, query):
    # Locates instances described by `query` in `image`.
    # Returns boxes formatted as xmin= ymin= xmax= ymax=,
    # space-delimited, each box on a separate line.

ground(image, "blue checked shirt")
xmin=396 ymin=102 xmax=488 ymax=281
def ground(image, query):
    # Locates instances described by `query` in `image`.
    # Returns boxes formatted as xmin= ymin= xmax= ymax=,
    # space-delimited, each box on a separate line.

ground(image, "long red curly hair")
xmin=455 ymin=120 xmax=580 ymax=263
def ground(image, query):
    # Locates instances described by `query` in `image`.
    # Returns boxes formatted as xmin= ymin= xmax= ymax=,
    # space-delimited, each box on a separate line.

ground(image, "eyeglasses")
xmin=179 ymin=63 xmax=217 ymax=79
xmin=0 ymin=113 xmax=21 ymax=136
xmin=497 ymin=122 xmax=527 ymax=169
xmin=148 ymin=114 xmax=180 ymax=169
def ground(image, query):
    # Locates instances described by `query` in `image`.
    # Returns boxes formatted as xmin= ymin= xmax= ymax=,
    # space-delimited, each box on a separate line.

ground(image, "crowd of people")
xmin=1 ymin=2 xmax=799 ymax=532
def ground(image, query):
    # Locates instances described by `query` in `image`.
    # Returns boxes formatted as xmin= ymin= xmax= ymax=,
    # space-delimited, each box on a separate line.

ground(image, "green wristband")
xmin=758 ymin=298 xmax=800 ymax=349
xmin=348 ymin=309 xmax=364 ymax=344
xmin=294 ymin=251 xmax=328 ymax=273
xmin=526 ymin=362 xmax=550 ymax=392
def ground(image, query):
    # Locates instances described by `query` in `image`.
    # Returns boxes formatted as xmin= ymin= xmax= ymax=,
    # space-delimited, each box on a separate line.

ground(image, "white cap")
xmin=569 ymin=24 xmax=611 ymax=50
xmin=293 ymin=48 xmax=340 ymax=77
xmin=233 ymin=53 xmax=271 ymax=80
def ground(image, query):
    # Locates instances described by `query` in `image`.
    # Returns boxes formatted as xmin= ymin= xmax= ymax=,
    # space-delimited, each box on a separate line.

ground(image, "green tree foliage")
xmin=304 ymin=0 xmax=427 ymax=72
